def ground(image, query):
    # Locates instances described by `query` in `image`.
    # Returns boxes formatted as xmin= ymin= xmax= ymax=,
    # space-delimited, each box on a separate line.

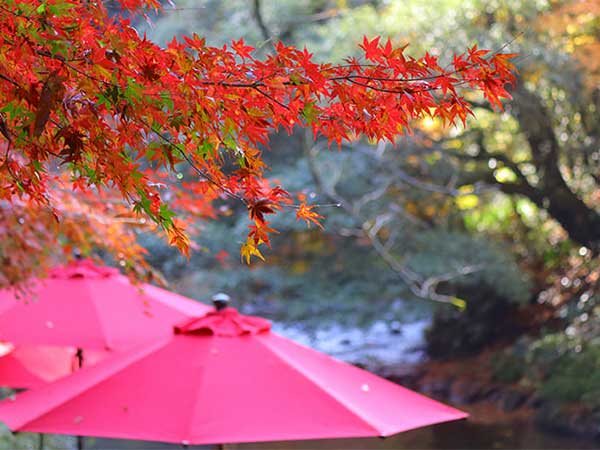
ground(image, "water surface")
xmin=90 ymin=420 xmax=599 ymax=449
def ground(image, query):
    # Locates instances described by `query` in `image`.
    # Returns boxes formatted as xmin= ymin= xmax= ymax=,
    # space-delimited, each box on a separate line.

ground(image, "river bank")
xmin=373 ymin=350 xmax=600 ymax=443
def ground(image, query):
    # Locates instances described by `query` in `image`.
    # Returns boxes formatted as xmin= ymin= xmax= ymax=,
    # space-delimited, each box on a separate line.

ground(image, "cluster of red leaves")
xmin=0 ymin=0 xmax=515 ymax=278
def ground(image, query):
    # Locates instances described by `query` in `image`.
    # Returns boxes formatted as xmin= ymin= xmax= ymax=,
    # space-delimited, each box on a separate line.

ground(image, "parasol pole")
xmin=75 ymin=348 xmax=85 ymax=450
xmin=211 ymin=294 xmax=229 ymax=450
xmin=38 ymin=433 xmax=44 ymax=450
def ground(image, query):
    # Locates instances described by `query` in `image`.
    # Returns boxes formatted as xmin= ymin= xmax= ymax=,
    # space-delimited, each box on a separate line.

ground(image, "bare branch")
xmin=353 ymin=182 xmax=391 ymax=216
xmin=302 ymin=130 xmax=483 ymax=305
xmin=252 ymin=0 xmax=272 ymax=42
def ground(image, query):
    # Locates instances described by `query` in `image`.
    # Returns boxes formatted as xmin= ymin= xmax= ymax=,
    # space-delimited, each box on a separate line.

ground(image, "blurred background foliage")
xmin=134 ymin=0 xmax=599 ymax=425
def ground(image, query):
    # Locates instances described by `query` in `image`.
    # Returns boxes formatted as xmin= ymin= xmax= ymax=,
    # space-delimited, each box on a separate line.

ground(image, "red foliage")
xmin=0 ymin=0 xmax=516 ymax=279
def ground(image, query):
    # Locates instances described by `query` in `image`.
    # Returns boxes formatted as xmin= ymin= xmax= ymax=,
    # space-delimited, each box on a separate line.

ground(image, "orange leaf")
xmin=296 ymin=204 xmax=324 ymax=229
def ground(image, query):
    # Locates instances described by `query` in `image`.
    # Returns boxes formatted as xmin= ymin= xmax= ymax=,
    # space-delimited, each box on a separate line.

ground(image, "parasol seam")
xmin=183 ymin=337 xmax=211 ymax=444
xmin=83 ymin=278 xmax=115 ymax=350
xmin=255 ymin=334 xmax=383 ymax=436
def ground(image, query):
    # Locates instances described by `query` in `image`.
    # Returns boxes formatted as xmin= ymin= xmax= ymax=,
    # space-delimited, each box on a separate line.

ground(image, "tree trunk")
xmin=510 ymin=84 xmax=600 ymax=253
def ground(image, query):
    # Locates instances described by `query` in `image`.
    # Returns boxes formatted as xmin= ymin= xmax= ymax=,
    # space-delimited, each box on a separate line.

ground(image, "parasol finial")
xmin=211 ymin=293 xmax=230 ymax=311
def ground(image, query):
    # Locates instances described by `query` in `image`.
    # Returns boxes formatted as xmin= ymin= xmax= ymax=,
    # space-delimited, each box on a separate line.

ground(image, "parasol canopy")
xmin=0 ymin=259 xmax=210 ymax=351
xmin=0 ymin=343 xmax=109 ymax=389
xmin=0 ymin=305 xmax=467 ymax=446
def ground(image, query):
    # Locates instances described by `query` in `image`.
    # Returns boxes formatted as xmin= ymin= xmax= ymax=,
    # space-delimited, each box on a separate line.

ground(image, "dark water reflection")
xmin=91 ymin=419 xmax=599 ymax=450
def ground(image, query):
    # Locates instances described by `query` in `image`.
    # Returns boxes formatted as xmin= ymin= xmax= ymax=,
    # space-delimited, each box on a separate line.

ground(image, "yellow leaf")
xmin=451 ymin=297 xmax=467 ymax=310
xmin=455 ymin=194 xmax=479 ymax=210
xmin=240 ymin=238 xmax=265 ymax=264
xmin=494 ymin=167 xmax=517 ymax=183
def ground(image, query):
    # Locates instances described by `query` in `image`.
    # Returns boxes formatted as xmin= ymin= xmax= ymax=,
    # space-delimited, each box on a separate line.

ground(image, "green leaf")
xmin=160 ymin=92 xmax=174 ymax=111
xmin=135 ymin=192 xmax=152 ymax=216
xmin=85 ymin=166 xmax=98 ymax=181
xmin=48 ymin=40 xmax=70 ymax=59
xmin=96 ymin=92 xmax=112 ymax=109
xmin=197 ymin=140 xmax=213 ymax=159
xmin=124 ymin=78 xmax=143 ymax=102
xmin=302 ymin=102 xmax=318 ymax=124
xmin=0 ymin=102 xmax=15 ymax=114
xmin=48 ymin=2 xmax=76 ymax=15
xmin=32 ymin=160 xmax=45 ymax=173
xmin=223 ymin=135 xmax=237 ymax=150
xmin=145 ymin=142 xmax=161 ymax=160
xmin=289 ymin=73 xmax=302 ymax=85
xmin=173 ymin=142 xmax=185 ymax=157
xmin=159 ymin=204 xmax=176 ymax=225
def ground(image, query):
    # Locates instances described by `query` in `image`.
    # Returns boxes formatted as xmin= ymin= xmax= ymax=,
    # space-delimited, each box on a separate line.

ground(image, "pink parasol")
xmin=0 ymin=303 xmax=467 ymax=446
xmin=0 ymin=258 xmax=210 ymax=351
xmin=0 ymin=259 xmax=209 ymax=389
xmin=0 ymin=344 xmax=109 ymax=389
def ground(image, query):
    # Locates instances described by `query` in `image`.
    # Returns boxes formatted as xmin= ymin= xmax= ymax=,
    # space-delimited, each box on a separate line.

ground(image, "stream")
xmin=90 ymin=422 xmax=600 ymax=450
xmin=271 ymin=319 xmax=430 ymax=367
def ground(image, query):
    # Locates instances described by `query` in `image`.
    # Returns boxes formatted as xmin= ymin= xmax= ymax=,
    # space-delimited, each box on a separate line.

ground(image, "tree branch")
xmin=303 ymin=130 xmax=483 ymax=305
xmin=252 ymin=0 xmax=272 ymax=42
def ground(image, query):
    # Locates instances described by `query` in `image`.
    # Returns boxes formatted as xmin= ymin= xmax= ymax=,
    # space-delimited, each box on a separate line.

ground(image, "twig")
xmin=303 ymin=130 xmax=483 ymax=305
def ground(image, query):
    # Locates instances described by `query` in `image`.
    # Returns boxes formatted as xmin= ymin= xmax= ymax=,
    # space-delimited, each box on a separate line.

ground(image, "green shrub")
xmin=539 ymin=344 xmax=600 ymax=410
xmin=492 ymin=351 xmax=526 ymax=384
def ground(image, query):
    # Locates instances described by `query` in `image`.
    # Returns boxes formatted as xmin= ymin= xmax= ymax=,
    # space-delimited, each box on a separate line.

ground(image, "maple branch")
xmin=328 ymin=71 xmax=461 ymax=84
xmin=1 ymin=62 xmax=313 ymax=212
xmin=0 ymin=71 xmax=20 ymax=89
xmin=252 ymin=86 xmax=289 ymax=110
xmin=280 ymin=202 xmax=341 ymax=210
xmin=133 ymin=118 xmax=247 ymax=204
xmin=1 ymin=140 xmax=13 ymax=175
xmin=0 ymin=0 xmax=518 ymax=270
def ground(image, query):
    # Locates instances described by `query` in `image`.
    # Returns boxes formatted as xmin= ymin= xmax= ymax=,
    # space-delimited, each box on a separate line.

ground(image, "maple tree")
xmin=0 ymin=0 xmax=516 ymax=284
